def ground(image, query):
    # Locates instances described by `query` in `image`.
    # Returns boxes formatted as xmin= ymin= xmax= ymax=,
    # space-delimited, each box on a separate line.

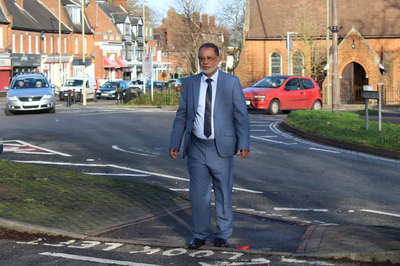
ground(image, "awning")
xmin=103 ymin=57 xmax=120 ymax=68
xmin=115 ymin=57 xmax=128 ymax=68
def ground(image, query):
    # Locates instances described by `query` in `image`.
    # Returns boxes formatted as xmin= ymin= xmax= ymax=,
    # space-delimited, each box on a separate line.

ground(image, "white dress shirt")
xmin=193 ymin=70 xmax=219 ymax=139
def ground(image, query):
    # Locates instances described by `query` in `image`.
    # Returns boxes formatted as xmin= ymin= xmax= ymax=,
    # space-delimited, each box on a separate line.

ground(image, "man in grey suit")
xmin=169 ymin=43 xmax=250 ymax=249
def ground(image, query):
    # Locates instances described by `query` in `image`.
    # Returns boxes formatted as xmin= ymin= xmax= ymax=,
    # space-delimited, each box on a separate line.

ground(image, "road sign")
xmin=142 ymin=53 xmax=152 ymax=78
xmin=361 ymin=91 xmax=380 ymax=99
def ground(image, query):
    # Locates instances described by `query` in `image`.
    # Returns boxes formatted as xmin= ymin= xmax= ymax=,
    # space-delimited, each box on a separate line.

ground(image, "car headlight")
xmin=9 ymin=96 xmax=18 ymax=101
xmin=42 ymin=94 xmax=53 ymax=99
xmin=254 ymin=95 xmax=266 ymax=99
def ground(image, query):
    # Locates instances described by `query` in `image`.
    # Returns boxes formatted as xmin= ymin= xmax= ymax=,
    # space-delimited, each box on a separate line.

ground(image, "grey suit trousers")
xmin=187 ymin=134 xmax=234 ymax=240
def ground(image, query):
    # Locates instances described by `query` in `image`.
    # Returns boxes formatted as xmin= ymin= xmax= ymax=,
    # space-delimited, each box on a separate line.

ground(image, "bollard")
xmin=72 ymin=89 xmax=76 ymax=104
xmin=79 ymin=89 xmax=83 ymax=103
xmin=67 ymin=90 xmax=71 ymax=107
xmin=94 ymin=89 xmax=97 ymax=102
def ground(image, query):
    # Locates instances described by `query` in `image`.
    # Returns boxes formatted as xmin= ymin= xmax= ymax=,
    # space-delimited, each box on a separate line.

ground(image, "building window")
xmin=20 ymin=34 xmax=23 ymax=53
xmin=110 ymin=35 xmax=114 ymax=41
xmin=12 ymin=34 xmax=15 ymax=52
xmin=64 ymin=37 xmax=67 ymax=54
xmin=292 ymin=50 xmax=304 ymax=76
xmin=103 ymin=35 xmax=107 ymax=40
xmin=75 ymin=37 xmax=78 ymax=54
xmin=66 ymin=6 xmax=81 ymax=24
xmin=0 ymin=27 xmax=3 ymax=48
xmin=50 ymin=36 xmax=53 ymax=54
xmin=270 ymin=51 xmax=282 ymax=75
xmin=84 ymin=37 xmax=87 ymax=55
xmin=43 ymin=37 xmax=47 ymax=54
xmin=28 ymin=35 xmax=32 ymax=53
xmin=149 ymin=46 xmax=156 ymax=56
xmin=36 ymin=35 xmax=39 ymax=54
xmin=57 ymin=37 xmax=60 ymax=54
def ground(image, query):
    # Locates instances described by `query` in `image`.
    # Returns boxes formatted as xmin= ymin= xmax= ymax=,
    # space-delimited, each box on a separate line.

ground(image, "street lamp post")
xmin=59 ymin=0 xmax=62 ymax=89
xmin=82 ymin=0 xmax=86 ymax=105
xmin=287 ymin=31 xmax=297 ymax=75
xmin=143 ymin=3 xmax=148 ymax=54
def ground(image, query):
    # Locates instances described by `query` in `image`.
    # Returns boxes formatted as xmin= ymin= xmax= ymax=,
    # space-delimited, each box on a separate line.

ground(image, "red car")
xmin=243 ymin=75 xmax=322 ymax=115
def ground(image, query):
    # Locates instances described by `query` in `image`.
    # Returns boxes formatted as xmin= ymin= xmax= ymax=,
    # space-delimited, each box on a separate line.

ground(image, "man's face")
xmin=18 ymin=81 xmax=24 ymax=86
xmin=198 ymin=47 xmax=220 ymax=77
xmin=36 ymin=82 xmax=42 ymax=87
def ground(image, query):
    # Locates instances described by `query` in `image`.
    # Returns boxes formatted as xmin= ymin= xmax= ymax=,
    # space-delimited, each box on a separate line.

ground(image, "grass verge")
xmin=285 ymin=110 xmax=400 ymax=150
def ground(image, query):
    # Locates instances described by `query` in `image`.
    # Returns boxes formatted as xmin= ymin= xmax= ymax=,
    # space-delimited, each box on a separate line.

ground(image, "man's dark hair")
xmin=198 ymin=43 xmax=219 ymax=56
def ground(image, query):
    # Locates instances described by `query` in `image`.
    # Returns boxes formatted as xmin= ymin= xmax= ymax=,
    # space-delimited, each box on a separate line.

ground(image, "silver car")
xmin=4 ymin=74 xmax=56 ymax=116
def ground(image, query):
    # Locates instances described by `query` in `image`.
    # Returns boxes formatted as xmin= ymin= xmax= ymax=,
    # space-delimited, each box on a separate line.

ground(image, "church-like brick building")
xmin=236 ymin=0 xmax=400 ymax=105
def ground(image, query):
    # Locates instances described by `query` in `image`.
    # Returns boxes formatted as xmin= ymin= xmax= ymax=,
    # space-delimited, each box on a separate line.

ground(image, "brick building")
xmin=236 ymin=0 xmax=400 ymax=105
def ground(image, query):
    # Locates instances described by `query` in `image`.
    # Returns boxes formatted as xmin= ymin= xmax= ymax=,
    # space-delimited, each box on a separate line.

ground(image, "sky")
xmin=147 ymin=0 xmax=219 ymax=24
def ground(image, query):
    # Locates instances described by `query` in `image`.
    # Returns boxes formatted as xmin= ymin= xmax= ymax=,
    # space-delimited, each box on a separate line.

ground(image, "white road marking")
xmin=251 ymin=135 xmax=296 ymax=145
xmin=250 ymin=130 xmax=267 ymax=131
xmin=112 ymin=145 xmax=156 ymax=157
xmin=39 ymin=252 xmax=160 ymax=266
xmin=309 ymin=147 xmax=341 ymax=153
xmin=360 ymin=209 xmax=400 ymax=218
xmin=13 ymin=161 xmax=264 ymax=194
xmin=84 ymin=173 xmax=150 ymax=177
xmin=2 ymin=140 xmax=72 ymax=157
xmin=281 ymin=256 xmax=334 ymax=265
xmin=169 ymin=188 xmax=190 ymax=192
xmin=274 ymin=207 xmax=328 ymax=212
xmin=259 ymin=135 xmax=277 ymax=138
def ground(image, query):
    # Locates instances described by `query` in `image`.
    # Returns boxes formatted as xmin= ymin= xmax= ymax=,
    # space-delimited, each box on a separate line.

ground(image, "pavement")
xmin=0 ymin=97 xmax=400 ymax=264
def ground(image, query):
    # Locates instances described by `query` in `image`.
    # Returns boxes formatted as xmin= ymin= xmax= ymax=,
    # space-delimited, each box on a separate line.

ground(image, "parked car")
xmin=146 ymin=81 xmax=167 ymax=91
xmin=166 ymin=78 xmax=182 ymax=90
xmin=243 ymin=75 xmax=322 ymax=115
xmin=128 ymin=78 xmax=145 ymax=93
xmin=59 ymin=77 xmax=97 ymax=101
xmin=3 ymin=74 xmax=56 ymax=116
xmin=97 ymin=80 xmax=130 ymax=99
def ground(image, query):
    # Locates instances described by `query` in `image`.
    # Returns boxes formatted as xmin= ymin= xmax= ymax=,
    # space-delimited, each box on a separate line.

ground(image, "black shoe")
xmin=188 ymin=238 xmax=206 ymax=249
xmin=214 ymin=238 xmax=228 ymax=247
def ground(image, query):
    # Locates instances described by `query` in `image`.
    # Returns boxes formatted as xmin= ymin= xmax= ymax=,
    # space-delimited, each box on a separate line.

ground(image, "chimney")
xmin=209 ymin=15 xmax=215 ymax=28
xmin=114 ymin=0 xmax=127 ymax=10
xmin=15 ymin=0 xmax=23 ymax=9
xmin=168 ymin=9 xmax=176 ymax=19
xmin=202 ymin=14 xmax=208 ymax=28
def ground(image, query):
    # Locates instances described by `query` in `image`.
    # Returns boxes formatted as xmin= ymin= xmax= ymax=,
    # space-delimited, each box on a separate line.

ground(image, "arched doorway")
xmin=340 ymin=62 xmax=368 ymax=104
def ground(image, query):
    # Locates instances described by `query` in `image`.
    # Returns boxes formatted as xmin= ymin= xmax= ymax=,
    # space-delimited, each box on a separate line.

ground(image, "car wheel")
xmin=48 ymin=107 xmax=56 ymax=114
xmin=311 ymin=100 xmax=322 ymax=110
xmin=268 ymin=99 xmax=280 ymax=115
xmin=5 ymin=108 xmax=14 ymax=116
xmin=282 ymin=110 xmax=291 ymax=114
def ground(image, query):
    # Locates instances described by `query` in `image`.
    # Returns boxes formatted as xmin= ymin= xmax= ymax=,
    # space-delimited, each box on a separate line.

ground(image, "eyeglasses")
xmin=198 ymin=56 xmax=217 ymax=62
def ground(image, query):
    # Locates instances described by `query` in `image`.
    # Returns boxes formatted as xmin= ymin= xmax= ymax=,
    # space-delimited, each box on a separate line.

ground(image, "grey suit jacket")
xmin=169 ymin=70 xmax=250 ymax=158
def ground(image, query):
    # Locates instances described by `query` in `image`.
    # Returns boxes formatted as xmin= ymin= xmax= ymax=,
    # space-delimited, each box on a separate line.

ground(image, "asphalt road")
xmin=1 ymin=100 xmax=400 ymax=229
xmin=0 ymin=99 xmax=399 ymax=265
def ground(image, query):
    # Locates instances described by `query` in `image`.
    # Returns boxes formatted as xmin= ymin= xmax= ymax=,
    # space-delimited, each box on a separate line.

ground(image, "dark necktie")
xmin=204 ymin=78 xmax=213 ymax=138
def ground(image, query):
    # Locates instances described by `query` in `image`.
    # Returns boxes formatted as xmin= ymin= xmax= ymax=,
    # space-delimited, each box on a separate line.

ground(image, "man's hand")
xmin=237 ymin=149 xmax=249 ymax=159
xmin=169 ymin=148 xmax=179 ymax=159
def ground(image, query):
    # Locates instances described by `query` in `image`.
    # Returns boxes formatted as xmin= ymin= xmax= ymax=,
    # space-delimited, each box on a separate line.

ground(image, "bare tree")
xmin=166 ymin=0 xmax=222 ymax=75
xmin=218 ymin=0 xmax=245 ymax=74
xmin=285 ymin=0 xmax=326 ymax=85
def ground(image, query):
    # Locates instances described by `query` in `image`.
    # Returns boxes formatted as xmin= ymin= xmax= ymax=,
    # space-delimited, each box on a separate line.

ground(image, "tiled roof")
xmin=3 ymin=0 xmax=43 ymax=31
xmin=24 ymin=0 xmax=71 ymax=33
xmin=0 ymin=3 xmax=10 ymax=24
xmin=248 ymin=0 xmax=400 ymax=39
xmin=112 ymin=13 xmax=128 ymax=24
xmin=98 ymin=4 xmax=125 ymax=19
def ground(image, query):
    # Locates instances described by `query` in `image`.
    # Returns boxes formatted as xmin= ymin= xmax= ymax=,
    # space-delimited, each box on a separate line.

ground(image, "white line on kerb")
xmin=39 ymin=252 xmax=160 ymax=266
xmin=274 ymin=207 xmax=328 ymax=212
xmin=2 ymin=140 xmax=72 ymax=157
xmin=360 ymin=209 xmax=400 ymax=218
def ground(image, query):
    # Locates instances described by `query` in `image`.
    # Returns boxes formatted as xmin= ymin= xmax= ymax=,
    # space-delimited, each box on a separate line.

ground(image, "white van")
xmin=59 ymin=77 xmax=97 ymax=101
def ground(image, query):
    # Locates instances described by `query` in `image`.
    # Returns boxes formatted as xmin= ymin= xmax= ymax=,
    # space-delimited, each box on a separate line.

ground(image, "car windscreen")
xmin=12 ymin=78 xmax=49 ymax=89
xmin=252 ymin=77 xmax=287 ymax=88
xmin=129 ymin=80 xmax=143 ymax=85
xmin=64 ymin=79 xmax=83 ymax=86
xmin=101 ymin=82 xmax=119 ymax=88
